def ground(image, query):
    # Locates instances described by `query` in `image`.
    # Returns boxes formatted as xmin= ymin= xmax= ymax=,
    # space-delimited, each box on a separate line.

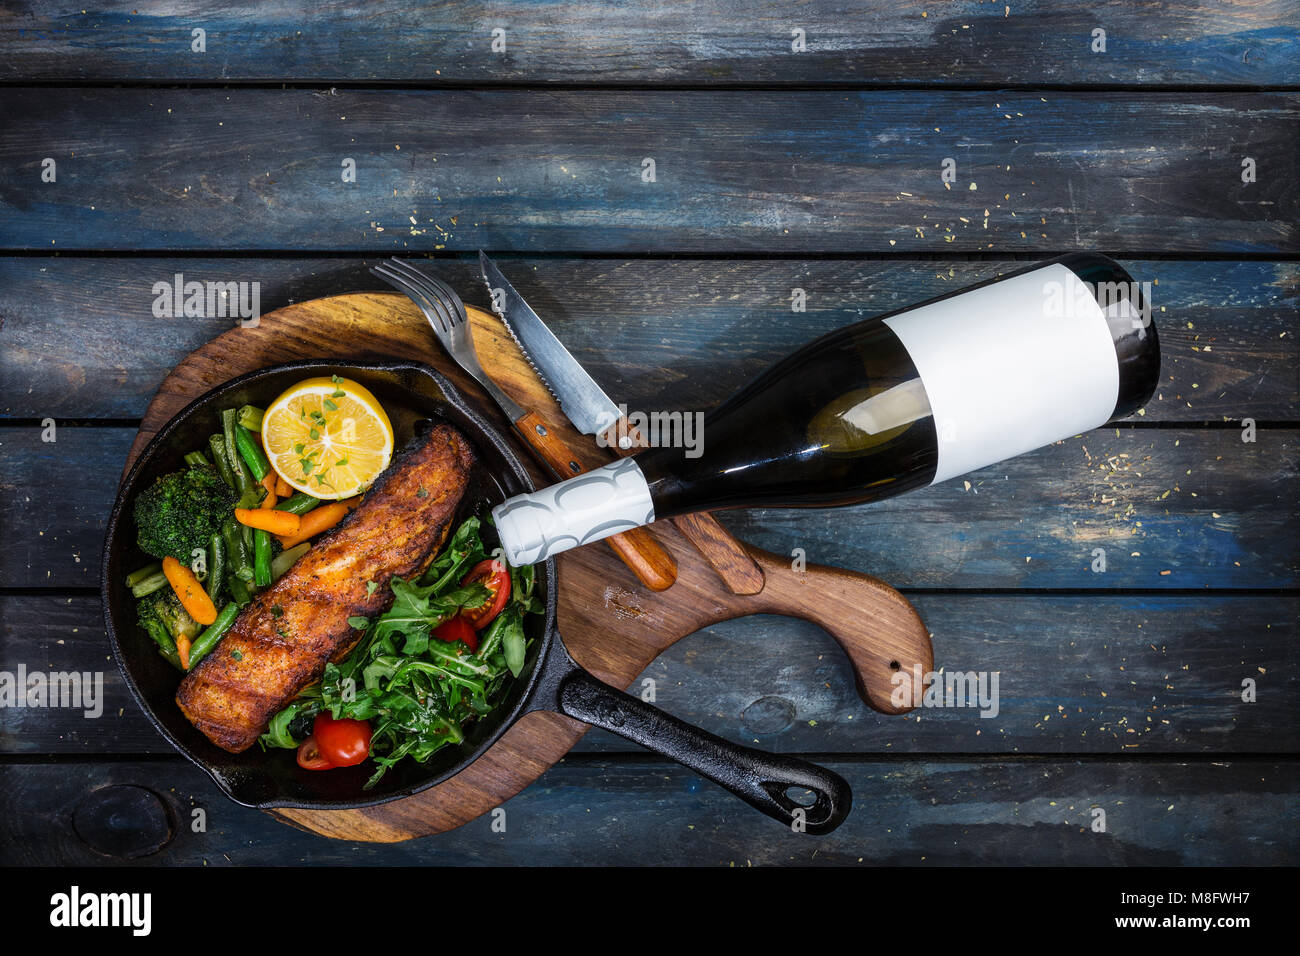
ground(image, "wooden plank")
xmin=2 ymin=2 xmax=1296 ymax=86
xmin=727 ymin=425 xmax=1300 ymax=590
xmin=1 ymin=757 xmax=1294 ymax=864
xmin=1 ymin=257 xmax=1294 ymax=422
xmin=0 ymin=426 xmax=124 ymax=589
xmin=4 ymin=593 xmax=1294 ymax=755
xmin=1 ymin=89 xmax=1295 ymax=253
xmin=2 ymin=425 xmax=1292 ymax=589
xmin=0 ymin=595 xmax=162 ymax=754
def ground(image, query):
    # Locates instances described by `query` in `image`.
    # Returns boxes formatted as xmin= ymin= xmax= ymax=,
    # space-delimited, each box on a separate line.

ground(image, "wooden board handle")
xmin=514 ymin=411 xmax=677 ymax=591
xmin=602 ymin=416 xmax=764 ymax=595
xmin=746 ymin=548 xmax=933 ymax=714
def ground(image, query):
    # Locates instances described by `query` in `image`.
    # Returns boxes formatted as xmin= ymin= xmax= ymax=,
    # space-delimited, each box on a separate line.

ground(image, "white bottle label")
xmin=884 ymin=263 xmax=1120 ymax=485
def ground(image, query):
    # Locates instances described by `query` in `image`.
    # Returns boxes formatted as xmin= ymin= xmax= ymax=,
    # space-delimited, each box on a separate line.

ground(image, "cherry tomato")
xmin=296 ymin=735 xmax=335 ymax=771
xmin=434 ymin=614 xmax=478 ymax=652
xmin=312 ymin=713 xmax=372 ymax=768
xmin=461 ymin=559 xmax=511 ymax=630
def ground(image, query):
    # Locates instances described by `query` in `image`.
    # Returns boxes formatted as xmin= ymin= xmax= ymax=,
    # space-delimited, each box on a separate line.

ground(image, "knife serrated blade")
xmin=478 ymin=251 xmax=622 ymax=439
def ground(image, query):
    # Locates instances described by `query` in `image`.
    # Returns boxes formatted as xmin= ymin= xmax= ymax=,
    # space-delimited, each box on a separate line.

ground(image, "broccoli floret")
xmin=137 ymin=596 xmax=176 ymax=653
xmin=136 ymin=588 xmax=200 ymax=651
xmin=137 ymin=589 xmax=200 ymax=670
xmin=133 ymin=465 xmax=237 ymax=565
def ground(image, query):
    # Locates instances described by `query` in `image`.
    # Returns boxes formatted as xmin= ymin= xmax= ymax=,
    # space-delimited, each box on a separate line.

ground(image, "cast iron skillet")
xmin=103 ymin=360 xmax=851 ymax=833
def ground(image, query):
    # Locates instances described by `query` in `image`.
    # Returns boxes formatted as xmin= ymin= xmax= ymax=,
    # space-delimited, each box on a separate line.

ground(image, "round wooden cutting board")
xmin=125 ymin=291 xmax=933 ymax=842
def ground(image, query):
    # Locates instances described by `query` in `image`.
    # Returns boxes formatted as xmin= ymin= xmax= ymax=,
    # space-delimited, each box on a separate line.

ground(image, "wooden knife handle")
xmin=514 ymin=411 xmax=677 ymax=591
xmin=602 ymin=416 xmax=765 ymax=595
xmin=669 ymin=513 xmax=765 ymax=594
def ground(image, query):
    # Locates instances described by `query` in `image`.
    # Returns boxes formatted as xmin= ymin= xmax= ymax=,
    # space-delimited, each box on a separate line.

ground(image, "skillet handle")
xmin=556 ymin=669 xmax=851 ymax=834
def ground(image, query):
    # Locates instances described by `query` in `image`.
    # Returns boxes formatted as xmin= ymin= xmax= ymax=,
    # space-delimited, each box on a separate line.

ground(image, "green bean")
xmin=237 ymin=405 xmax=265 ymax=433
xmin=228 ymin=576 xmax=252 ymax=606
xmin=253 ymin=529 xmax=273 ymax=587
xmin=126 ymin=562 xmax=162 ymax=588
xmin=271 ymin=542 xmax=310 ymax=580
xmin=186 ymin=602 xmax=240 ymax=668
xmin=275 ymin=492 xmax=321 ymax=516
xmin=183 ymin=450 xmax=210 ymax=469
xmin=234 ymin=424 xmax=271 ymax=482
xmin=222 ymin=409 xmax=261 ymax=506
xmin=220 ymin=408 xmax=245 ymax=480
xmin=205 ymin=533 xmax=225 ymax=603
xmin=130 ymin=570 xmax=169 ymax=598
xmin=222 ymin=516 xmax=254 ymax=583
xmin=208 ymin=434 xmax=238 ymax=490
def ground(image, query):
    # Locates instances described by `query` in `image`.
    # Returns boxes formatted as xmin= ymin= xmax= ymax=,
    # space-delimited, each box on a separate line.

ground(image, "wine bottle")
xmin=493 ymin=254 xmax=1160 ymax=566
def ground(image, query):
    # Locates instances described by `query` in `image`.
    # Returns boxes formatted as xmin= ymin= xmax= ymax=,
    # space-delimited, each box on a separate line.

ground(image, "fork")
xmin=372 ymin=259 xmax=527 ymax=427
xmin=371 ymin=258 xmax=677 ymax=591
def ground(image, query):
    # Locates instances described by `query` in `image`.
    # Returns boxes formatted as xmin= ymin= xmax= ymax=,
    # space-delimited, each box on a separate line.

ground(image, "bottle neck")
xmin=635 ymin=444 xmax=693 ymax=519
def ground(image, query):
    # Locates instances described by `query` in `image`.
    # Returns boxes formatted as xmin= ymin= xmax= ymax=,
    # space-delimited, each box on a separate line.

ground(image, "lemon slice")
xmin=261 ymin=376 xmax=394 ymax=499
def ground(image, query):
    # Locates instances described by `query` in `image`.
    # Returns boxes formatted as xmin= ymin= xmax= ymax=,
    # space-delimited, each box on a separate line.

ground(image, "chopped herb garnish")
xmin=231 ymin=649 xmax=243 ymax=660
xmin=336 ymin=457 xmax=349 ymax=467
xmin=300 ymin=459 xmax=315 ymax=475
xmin=309 ymin=428 xmax=320 ymax=440
xmin=416 ymin=486 xmax=429 ymax=498
xmin=331 ymin=374 xmax=344 ymax=385
xmin=366 ymin=580 xmax=379 ymax=596
xmin=270 ymin=604 xmax=284 ymax=618
xmin=324 ymin=399 xmax=338 ymax=412
xmin=293 ymin=442 xmax=304 ymax=454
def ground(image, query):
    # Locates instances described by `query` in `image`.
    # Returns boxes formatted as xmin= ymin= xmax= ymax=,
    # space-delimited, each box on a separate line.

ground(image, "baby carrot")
xmin=259 ymin=471 xmax=278 ymax=509
xmin=161 ymin=555 xmax=218 ymax=627
xmin=234 ymin=507 xmax=301 ymax=536
xmin=274 ymin=474 xmax=292 ymax=498
xmin=274 ymin=499 xmax=354 ymax=549
xmin=177 ymin=633 xmax=192 ymax=670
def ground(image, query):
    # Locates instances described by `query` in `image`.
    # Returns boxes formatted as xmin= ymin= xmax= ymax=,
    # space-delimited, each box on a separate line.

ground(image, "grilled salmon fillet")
xmin=176 ymin=423 xmax=476 ymax=753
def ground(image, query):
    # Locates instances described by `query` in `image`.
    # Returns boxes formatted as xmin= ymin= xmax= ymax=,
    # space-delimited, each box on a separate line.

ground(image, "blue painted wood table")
xmin=0 ymin=1 xmax=1296 ymax=866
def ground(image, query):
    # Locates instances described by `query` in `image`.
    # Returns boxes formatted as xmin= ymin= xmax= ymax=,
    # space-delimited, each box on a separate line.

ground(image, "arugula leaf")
xmin=400 ymin=628 xmax=429 ymax=656
xmin=257 ymin=693 xmax=322 ymax=750
xmin=419 ymin=517 xmax=486 ymax=592
xmin=370 ymin=577 xmax=488 ymax=647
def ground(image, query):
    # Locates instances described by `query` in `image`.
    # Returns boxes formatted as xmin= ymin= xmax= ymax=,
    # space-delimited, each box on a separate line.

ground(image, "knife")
xmin=479 ymin=252 xmax=766 ymax=595
xmin=372 ymin=258 xmax=677 ymax=592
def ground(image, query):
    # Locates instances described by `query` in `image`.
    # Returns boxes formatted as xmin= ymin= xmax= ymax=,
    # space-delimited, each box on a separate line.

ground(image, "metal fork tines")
xmin=371 ymin=258 xmax=524 ymax=421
